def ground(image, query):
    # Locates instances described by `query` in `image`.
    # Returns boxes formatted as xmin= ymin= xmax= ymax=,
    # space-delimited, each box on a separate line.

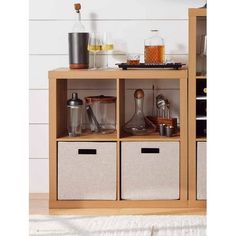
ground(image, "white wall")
xmin=29 ymin=0 xmax=206 ymax=193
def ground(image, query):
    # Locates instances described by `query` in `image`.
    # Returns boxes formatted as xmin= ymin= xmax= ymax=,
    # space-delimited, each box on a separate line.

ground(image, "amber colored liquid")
xmin=127 ymin=59 xmax=140 ymax=65
xmin=144 ymin=45 xmax=165 ymax=64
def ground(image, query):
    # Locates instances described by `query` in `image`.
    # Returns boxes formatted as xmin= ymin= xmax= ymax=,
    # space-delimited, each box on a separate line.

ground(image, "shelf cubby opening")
xmin=56 ymin=78 xmax=118 ymax=139
xmin=119 ymin=79 xmax=180 ymax=140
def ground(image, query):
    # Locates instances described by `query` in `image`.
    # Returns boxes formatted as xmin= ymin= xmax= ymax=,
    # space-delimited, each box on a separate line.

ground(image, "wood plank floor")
xmin=29 ymin=193 xmax=206 ymax=215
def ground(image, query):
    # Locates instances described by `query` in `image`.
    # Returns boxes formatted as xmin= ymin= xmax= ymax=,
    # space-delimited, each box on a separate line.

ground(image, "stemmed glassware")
xmin=101 ymin=32 xmax=114 ymax=69
xmin=87 ymin=32 xmax=102 ymax=70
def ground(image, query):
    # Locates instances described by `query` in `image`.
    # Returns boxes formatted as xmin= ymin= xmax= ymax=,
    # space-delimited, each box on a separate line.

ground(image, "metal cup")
xmin=159 ymin=123 xmax=166 ymax=136
xmin=166 ymin=125 xmax=174 ymax=137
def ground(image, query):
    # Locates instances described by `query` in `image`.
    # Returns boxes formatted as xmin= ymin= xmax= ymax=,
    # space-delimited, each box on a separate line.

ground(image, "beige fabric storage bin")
xmin=197 ymin=142 xmax=207 ymax=200
xmin=121 ymin=142 xmax=179 ymax=200
xmin=58 ymin=142 xmax=116 ymax=200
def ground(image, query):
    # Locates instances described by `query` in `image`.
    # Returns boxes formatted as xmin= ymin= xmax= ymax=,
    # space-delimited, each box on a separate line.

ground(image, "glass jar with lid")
xmin=144 ymin=30 xmax=165 ymax=64
xmin=85 ymin=95 xmax=116 ymax=134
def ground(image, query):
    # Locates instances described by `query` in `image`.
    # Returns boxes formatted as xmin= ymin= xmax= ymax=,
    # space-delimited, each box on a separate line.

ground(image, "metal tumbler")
xmin=68 ymin=33 xmax=89 ymax=69
xmin=166 ymin=125 xmax=174 ymax=137
xmin=159 ymin=123 xmax=166 ymax=136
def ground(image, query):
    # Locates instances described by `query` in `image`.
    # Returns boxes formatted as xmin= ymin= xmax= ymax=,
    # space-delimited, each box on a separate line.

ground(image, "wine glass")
xmin=101 ymin=32 xmax=114 ymax=69
xmin=87 ymin=32 xmax=102 ymax=70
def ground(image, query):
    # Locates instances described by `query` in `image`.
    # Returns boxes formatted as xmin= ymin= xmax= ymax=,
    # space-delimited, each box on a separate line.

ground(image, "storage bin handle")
xmin=141 ymin=148 xmax=160 ymax=154
xmin=78 ymin=149 xmax=97 ymax=155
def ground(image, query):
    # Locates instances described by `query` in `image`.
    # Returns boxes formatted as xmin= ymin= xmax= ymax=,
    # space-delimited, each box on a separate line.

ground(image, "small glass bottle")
xmin=144 ymin=30 xmax=165 ymax=64
xmin=67 ymin=93 xmax=83 ymax=136
xmin=124 ymin=89 xmax=156 ymax=135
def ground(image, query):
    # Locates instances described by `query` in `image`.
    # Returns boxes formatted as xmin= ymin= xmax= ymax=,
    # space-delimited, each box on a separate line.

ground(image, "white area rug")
xmin=30 ymin=215 xmax=206 ymax=236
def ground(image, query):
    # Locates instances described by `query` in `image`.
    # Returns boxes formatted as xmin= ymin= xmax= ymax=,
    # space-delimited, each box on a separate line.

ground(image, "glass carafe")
xmin=144 ymin=30 xmax=165 ymax=64
xmin=67 ymin=93 xmax=83 ymax=136
xmin=124 ymin=89 xmax=156 ymax=135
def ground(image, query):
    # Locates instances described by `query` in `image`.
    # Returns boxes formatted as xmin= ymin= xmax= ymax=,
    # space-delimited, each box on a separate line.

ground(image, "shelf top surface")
xmin=57 ymin=132 xmax=181 ymax=142
xmin=189 ymin=8 xmax=207 ymax=17
xmin=49 ymin=68 xmax=187 ymax=79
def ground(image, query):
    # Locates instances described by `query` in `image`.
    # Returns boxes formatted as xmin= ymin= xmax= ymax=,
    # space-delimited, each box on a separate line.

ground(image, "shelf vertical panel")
xmin=49 ymin=76 xmax=67 ymax=206
xmin=189 ymin=13 xmax=197 ymax=205
xmin=57 ymin=79 xmax=67 ymax=138
xmin=48 ymin=77 xmax=58 ymax=205
xmin=179 ymin=73 xmax=188 ymax=201
xmin=116 ymin=141 xmax=121 ymax=200
xmin=188 ymin=8 xmax=206 ymax=208
xmin=117 ymin=79 xmax=125 ymax=138
xmin=117 ymin=79 xmax=125 ymax=200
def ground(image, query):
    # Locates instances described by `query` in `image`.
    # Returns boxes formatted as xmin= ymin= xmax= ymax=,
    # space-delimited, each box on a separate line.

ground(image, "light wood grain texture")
xmin=56 ymin=80 xmax=67 ymax=138
xmin=57 ymin=131 xmax=118 ymax=141
xmin=196 ymin=76 xmax=207 ymax=80
xmin=196 ymin=137 xmax=207 ymax=142
xmin=49 ymin=199 xmax=189 ymax=209
xmin=116 ymin=141 xmax=121 ymax=201
xmin=49 ymin=68 xmax=189 ymax=209
xmin=179 ymin=72 xmax=188 ymax=201
xmin=29 ymin=55 xmax=188 ymax=89
xmin=120 ymin=133 xmax=180 ymax=141
xmin=188 ymin=10 xmax=197 ymax=207
xmin=30 ymin=193 xmax=206 ymax=215
xmin=48 ymin=77 xmax=57 ymax=204
xmin=49 ymin=68 xmax=187 ymax=79
xmin=188 ymin=8 xmax=207 ymax=208
xmin=118 ymin=79 xmax=125 ymax=137
xmin=189 ymin=8 xmax=206 ymax=17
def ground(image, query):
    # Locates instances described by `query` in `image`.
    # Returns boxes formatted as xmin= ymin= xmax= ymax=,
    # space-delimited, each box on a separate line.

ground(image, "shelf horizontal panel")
xmin=196 ymin=116 xmax=207 ymax=120
xmin=196 ymin=96 xmax=207 ymax=100
xmin=49 ymin=68 xmax=187 ymax=79
xmin=196 ymin=137 xmax=207 ymax=142
xmin=57 ymin=130 xmax=118 ymax=141
xmin=196 ymin=76 xmax=207 ymax=80
xmin=120 ymin=132 xmax=180 ymax=141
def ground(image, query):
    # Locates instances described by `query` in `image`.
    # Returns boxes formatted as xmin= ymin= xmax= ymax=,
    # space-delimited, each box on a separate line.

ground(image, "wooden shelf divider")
xmin=188 ymin=8 xmax=207 ymax=208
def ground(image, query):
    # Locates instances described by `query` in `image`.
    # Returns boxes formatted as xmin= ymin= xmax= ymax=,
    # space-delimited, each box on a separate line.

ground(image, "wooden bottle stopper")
xmin=134 ymin=89 xmax=144 ymax=99
xmin=74 ymin=3 xmax=81 ymax=11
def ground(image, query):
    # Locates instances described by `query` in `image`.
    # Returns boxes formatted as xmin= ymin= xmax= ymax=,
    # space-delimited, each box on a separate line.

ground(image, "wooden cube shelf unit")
xmin=189 ymin=8 xmax=207 ymax=208
xmin=48 ymin=68 xmax=188 ymax=209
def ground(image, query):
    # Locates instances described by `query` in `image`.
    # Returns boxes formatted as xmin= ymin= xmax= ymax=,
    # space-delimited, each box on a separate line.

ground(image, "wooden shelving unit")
xmin=49 ymin=68 xmax=188 ymax=209
xmin=189 ymin=8 xmax=207 ymax=208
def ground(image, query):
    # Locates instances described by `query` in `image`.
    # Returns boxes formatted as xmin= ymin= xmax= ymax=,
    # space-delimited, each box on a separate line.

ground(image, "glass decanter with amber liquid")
xmin=144 ymin=30 xmax=165 ymax=64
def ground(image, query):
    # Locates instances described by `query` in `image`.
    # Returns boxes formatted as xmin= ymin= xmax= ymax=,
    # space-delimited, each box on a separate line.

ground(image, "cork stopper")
xmin=134 ymin=89 xmax=144 ymax=99
xmin=74 ymin=3 xmax=81 ymax=11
